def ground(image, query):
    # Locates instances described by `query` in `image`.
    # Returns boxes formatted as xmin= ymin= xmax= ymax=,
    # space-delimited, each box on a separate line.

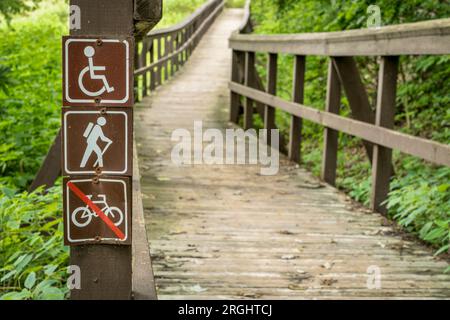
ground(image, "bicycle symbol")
xmin=78 ymin=46 xmax=115 ymax=97
xmin=71 ymin=194 xmax=124 ymax=228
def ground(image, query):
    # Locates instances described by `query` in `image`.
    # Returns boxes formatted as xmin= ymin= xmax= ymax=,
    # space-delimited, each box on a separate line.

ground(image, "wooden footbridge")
xmin=33 ymin=0 xmax=450 ymax=299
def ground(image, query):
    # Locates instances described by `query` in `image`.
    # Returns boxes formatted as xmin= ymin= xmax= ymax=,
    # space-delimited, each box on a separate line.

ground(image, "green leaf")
xmin=24 ymin=271 xmax=36 ymax=289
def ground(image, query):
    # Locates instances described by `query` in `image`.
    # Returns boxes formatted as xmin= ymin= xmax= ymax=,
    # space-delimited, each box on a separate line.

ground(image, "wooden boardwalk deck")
xmin=135 ymin=9 xmax=450 ymax=299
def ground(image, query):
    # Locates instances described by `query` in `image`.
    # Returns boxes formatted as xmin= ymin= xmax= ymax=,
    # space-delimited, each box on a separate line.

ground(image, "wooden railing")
xmin=229 ymin=2 xmax=450 ymax=214
xmin=134 ymin=0 xmax=225 ymax=100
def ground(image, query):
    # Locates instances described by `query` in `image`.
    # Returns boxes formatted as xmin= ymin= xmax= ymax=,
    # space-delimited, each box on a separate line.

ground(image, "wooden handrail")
xmin=230 ymin=18 xmax=450 ymax=56
xmin=148 ymin=0 xmax=223 ymax=36
xmin=228 ymin=2 xmax=450 ymax=215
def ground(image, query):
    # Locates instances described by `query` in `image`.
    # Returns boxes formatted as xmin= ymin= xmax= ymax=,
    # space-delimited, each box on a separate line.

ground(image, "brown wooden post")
xmin=265 ymin=53 xmax=277 ymax=146
xmin=244 ymin=51 xmax=256 ymax=129
xmin=134 ymin=43 xmax=141 ymax=103
xmin=371 ymin=56 xmax=399 ymax=214
xmin=68 ymin=0 xmax=161 ymax=300
xmin=140 ymin=39 xmax=148 ymax=98
xmin=29 ymin=131 xmax=62 ymax=192
xmin=230 ymin=50 xmax=244 ymax=123
xmin=289 ymin=55 xmax=305 ymax=163
xmin=149 ymin=39 xmax=156 ymax=91
xmin=321 ymin=60 xmax=341 ymax=185
xmin=157 ymin=36 xmax=162 ymax=86
xmin=164 ymin=36 xmax=169 ymax=81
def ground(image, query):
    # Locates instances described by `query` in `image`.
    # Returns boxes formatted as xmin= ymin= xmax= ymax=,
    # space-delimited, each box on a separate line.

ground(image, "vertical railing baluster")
xmin=157 ymin=36 xmax=162 ymax=86
xmin=140 ymin=39 xmax=148 ymax=98
xmin=371 ymin=56 xmax=399 ymax=214
xmin=289 ymin=55 xmax=306 ymax=163
xmin=321 ymin=60 xmax=341 ymax=185
xmin=230 ymin=50 xmax=245 ymax=123
xmin=244 ymin=51 xmax=256 ymax=130
xmin=149 ymin=38 xmax=155 ymax=91
xmin=265 ymin=53 xmax=277 ymax=146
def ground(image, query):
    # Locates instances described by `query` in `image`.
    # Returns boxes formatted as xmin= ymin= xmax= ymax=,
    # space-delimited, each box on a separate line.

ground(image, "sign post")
xmin=64 ymin=0 xmax=161 ymax=300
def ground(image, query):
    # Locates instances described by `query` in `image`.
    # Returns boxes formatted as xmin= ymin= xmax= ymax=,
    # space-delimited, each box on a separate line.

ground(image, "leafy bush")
xmin=0 ymin=185 xmax=68 ymax=300
xmin=250 ymin=0 xmax=450 ymax=256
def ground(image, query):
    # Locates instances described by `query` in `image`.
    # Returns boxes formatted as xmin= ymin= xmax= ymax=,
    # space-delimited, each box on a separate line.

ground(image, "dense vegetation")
xmin=249 ymin=0 xmax=449 ymax=261
xmin=0 ymin=0 xmax=209 ymax=300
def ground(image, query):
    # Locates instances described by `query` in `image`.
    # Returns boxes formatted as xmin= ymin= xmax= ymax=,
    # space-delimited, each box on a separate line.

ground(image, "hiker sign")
xmin=63 ymin=177 xmax=131 ymax=245
xmin=63 ymin=36 xmax=134 ymax=107
xmin=62 ymin=107 xmax=132 ymax=176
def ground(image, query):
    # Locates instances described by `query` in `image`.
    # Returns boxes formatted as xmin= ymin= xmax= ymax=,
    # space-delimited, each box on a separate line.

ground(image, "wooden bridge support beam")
xmin=332 ymin=57 xmax=375 ymax=162
xmin=321 ymin=60 xmax=341 ymax=186
xmin=371 ymin=56 xmax=399 ymax=214
xmin=289 ymin=55 xmax=305 ymax=163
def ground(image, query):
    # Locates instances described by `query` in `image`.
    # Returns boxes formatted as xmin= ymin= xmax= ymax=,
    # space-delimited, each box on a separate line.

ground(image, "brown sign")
xmin=62 ymin=107 xmax=132 ymax=176
xmin=63 ymin=36 xmax=134 ymax=107
xmin=63 ymin=176 xmax=131 ymax=245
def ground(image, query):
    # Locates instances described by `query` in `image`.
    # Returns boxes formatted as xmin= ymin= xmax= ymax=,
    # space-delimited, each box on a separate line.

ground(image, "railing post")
xmin=230 ymin=50 xmax=244 ymax=123
xmin=164 ymin=36 xmax=169 ymax=81
xmin=140 ymin=39 xmax=148 ymax=98
xmin=321 ymin=59 xmax=341 ymax=185
xmin=371 ymin=56 xmax=399 ymax=214
xmin=244 ymin=51 xmax=256 ymax=129
xmin=265 ymin=53 xmax=277 ymax=146
xmin=157 ymin=36 xmax=162 ymax=85
xmin=134 ymin=44 xmax=140 ymax=102
xmin=289 ymin=55 xmax=305 ymax=163
xmin=149 ymin=39 xmax=156 ymax=91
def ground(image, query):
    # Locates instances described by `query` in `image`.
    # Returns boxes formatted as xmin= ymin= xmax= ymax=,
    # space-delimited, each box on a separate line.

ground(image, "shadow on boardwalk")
xmin=135 ymin=9 xmax=450 ymax=299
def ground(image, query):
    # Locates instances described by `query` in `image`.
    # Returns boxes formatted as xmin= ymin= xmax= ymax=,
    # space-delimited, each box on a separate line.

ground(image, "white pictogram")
xmin=78 ymin=46 xmax=115 ymax=97
xmin=80 ymin=117 xmax=113 ymax=168
xmin=71 ymin=194 xmax=124 ymax=228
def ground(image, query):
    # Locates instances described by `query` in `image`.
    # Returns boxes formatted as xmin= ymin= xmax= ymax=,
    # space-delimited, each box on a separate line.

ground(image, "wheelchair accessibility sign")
xmin=63 ymin=36 xmax=134 ymax=107
xmin=62 ymin=107 xmax=132 ymax=176
xmin=63 ymin=177 xmax=131 ymax=245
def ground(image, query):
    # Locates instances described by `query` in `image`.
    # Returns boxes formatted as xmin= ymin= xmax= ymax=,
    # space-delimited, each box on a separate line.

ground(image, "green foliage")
xmin=0 ymin=0 xmax=43 ymax=23
xmin=226 ymin=0 xmax=246 ymax=8
xmin=156 ymin=0 xmax=208 ymax=29
xmin=0 ymin=7 xmax=66 ymax=189
xmin=0 ymin=185 xmax=68 ymax=300
xmin=251 ymin=0 xmax=450 ymax=257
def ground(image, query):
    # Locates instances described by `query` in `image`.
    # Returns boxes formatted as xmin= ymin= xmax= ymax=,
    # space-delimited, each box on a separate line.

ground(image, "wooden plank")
xmin=229 ymin=82 xmax=450 ymax=166
xmin=29 ymin=130 xmax=62 ymax=192
xmin=371 ymin=56 xmax=399 ymax=214
xmin=264 ymin=53 xmax=277 ymax=145
xmin=321 ymin=60 xmax=341 ymax=186
xmin=229 ymin=18 xmax=450 ymax=56
xmin=132 ymin=143 xmax=157 ymax=300
xmin=288 ymin=55 xmax=305 ymax=163
xmin=244 ymin=51 xmax=255 ymax=129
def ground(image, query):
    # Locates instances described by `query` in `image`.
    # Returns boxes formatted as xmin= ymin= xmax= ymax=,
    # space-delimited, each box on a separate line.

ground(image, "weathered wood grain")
xmin=135 ymin=9 xmax=450 ymax=299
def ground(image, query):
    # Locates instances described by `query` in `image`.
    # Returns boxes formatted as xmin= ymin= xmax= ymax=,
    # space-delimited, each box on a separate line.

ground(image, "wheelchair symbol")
xmin=78 ymin=46 xmax=115 ymax=97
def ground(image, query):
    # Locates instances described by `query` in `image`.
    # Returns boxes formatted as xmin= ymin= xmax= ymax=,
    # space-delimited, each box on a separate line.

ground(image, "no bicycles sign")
xmin=62 ymin=36 xmax=134 ymax=107
xmin=63 ymin=177 xmax=131 ymax=245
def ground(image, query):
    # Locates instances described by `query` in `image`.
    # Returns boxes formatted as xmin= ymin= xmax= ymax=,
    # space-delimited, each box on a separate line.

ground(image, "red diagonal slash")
xmin=67 ymin=181 xmax=125 ymax=240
